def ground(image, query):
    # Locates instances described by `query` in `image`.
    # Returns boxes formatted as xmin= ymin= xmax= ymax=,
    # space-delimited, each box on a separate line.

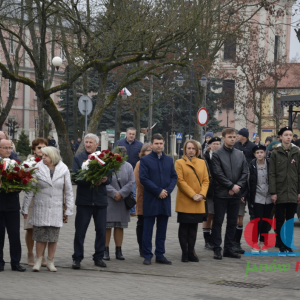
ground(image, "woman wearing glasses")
xmin=23 ymin=138 xmax=48 ymax=267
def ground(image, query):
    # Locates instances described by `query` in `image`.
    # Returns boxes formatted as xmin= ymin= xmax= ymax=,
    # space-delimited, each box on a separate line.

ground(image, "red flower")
xmin=116 ymin=156 xmax=122 ymax=162
xmin=7 ymin=173 xmax=15 ymax=181
xmin=103 ymin=149 xmax=110 ymax=154
xmin=99 ymin=154 xmax=104 ymax=158
xmin=14 ymin=166 xmax=20 ymax=171
xmin=90 ymin=156 xmax=95 ymax=160
xmin=1 ymin=170 xmax=7 ymax=177
xmin=35 ymin=157 xmax=41 ymax=163
xmin=23 ymin=164 xmax=29 ymax=168
xmin=22 ymin=179 xmax=28 ymax=185
xmin=0 ymin=164 xmax=3 ymax=169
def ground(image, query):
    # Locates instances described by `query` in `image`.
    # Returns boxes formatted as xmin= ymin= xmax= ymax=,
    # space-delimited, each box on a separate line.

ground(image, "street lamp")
xmin=121 ymin=88 xmax=128 ymax=100
xmin=52 ymin=56 xmax=70 ymax=136
xmin=175 ymin=73 xmax=185 ymax=87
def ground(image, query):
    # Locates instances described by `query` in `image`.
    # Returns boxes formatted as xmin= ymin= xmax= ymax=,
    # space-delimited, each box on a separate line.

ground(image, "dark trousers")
xmin=136 ymin=215 xmax=144 ymax=251
xmin=72 ymin=205 xmax=107 ymax=262
xmin=178 ymin=223 xmax=198 ymax=256
xmin=253 ymin=203 xmax=274 ymax=243
xmin=142 ymin=215 xmax=169 ymax=259
xmin=212 ymin=198 xmax=240 ymax=251
xmin=275 ymin=203 xmax=297 ymax=248
xmin=0 ymin=211 xmax=21 ymax=266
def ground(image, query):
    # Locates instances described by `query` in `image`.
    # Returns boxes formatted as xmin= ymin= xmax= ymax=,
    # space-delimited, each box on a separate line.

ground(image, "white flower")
xmin=82 ymin=160 xmax=90 ymax=171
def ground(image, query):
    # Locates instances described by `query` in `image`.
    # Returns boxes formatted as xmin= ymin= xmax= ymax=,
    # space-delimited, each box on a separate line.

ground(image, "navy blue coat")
xmin=73 ymin=150 xmax=111 ymax=207
xmin=139 ymin=151 xmax=178 ymax=217
xmin=115 ymin=138 xmax=143 ymax=170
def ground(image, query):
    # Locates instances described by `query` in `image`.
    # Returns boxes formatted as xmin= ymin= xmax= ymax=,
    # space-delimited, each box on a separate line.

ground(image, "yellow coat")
xmin=175 ymin=156 xmax=209 ymax=214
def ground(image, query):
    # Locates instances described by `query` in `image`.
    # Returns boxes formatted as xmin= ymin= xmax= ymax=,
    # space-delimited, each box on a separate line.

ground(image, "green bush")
xmin=16 ymin=130 xmax=31 ymax=156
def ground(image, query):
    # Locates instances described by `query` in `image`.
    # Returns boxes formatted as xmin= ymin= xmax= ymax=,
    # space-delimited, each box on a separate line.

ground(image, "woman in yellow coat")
xmin=175 ymin=140 xmax=209 ymax=262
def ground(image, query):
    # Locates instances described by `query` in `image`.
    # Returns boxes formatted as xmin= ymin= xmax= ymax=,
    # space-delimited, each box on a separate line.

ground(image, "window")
xmin=61 ymin=46 xmax=66 ymax=61
xmin=221 ymin=80 xmax=235 ymax=109
xmin=223 ymin=37 xmax=236 ymax=61
xmin=9 ymin=33 xmax=14 ymax=55
xmin=35 ymin=118 xmax=39 ymax=131
xmin=274 ymin=35 xmax=280 ymax=61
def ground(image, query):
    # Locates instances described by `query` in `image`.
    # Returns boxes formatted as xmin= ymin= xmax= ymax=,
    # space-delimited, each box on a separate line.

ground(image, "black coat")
xmin=73 ymin=150 xmax=111 ymax=207
xmin=203 ymin=151 xmax=214 ymax=199
xmin=211 ymin=145 xmax=248 ymax=199
xmin=0 ymin=153 xmax=21 ymax=211
xmin=234 ymin=140 xmax=256 ymax=164
xmin=248 ymin=158 xmax=270 ymax=205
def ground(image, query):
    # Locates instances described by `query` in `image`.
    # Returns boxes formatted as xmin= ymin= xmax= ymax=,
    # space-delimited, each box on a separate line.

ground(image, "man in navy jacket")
xmin=72 ymin=133 xmax=111 ymax=269
xmin=139 ymin=133 xmax=177 ymax=265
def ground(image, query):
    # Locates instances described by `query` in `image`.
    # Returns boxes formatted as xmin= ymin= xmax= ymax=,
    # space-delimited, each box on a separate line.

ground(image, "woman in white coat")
xmin=22 ymin=146 xmax=74 ymax=272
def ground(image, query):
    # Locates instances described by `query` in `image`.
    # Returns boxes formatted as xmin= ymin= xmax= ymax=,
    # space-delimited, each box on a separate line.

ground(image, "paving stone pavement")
xmin=1 ymin=186 xmax=300 ymax=300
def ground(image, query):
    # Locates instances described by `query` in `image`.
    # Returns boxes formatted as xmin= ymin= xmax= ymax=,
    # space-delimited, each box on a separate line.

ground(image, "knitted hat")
xmin=205 ymin=131 xmax=214 ymax=138
xmin=265 ymin=137 xmax=272 ymax=143
xmin=237 ymin=128 xmax=249 ymax=139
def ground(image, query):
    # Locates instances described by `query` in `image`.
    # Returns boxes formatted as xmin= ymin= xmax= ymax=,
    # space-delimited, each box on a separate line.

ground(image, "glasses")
xmin=37 ymin=146 xmax=46 ymax=149
xmin=0 ymin=147 xmax=13 ymax=150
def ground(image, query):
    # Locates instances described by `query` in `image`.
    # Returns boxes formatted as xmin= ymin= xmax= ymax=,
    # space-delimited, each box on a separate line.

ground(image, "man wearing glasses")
xmin=0 ymin=137 xmax=25 ymax=272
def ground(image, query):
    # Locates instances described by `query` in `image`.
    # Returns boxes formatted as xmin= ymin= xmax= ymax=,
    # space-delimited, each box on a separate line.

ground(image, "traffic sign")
xmin=78 ymin=95 xmax=93 ymax=116
xmin=176 ymin=133 xmax=183 ymax=139
xmin=252 ymin=132 xmax=258 ymax=140
xmin=197 ymin=108 xmax=208 ymax=126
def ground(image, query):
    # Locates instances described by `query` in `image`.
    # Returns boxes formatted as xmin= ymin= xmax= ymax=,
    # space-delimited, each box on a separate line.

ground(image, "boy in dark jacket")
xmin=269 ymin=126 xmax=300 ymax=255
xmin=249 ymin=145 xmax=272 ymax=253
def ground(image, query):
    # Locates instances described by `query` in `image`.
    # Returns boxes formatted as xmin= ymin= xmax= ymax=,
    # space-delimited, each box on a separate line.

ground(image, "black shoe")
xmin=155 ymin=256 xmax=172 ymax=265
xmin=0 ymin=265 xmax=4 ymax=272
xmin=94 ymin=259 xmax=107 ymax=268
xmin=103 ymin=247 xmax=110 ymax=261
xmin=11 ymin=264 xmax=26 ymax=272
xmin=223 ymin=249 xmax=241 ymax=259
xmin=188 ymin=253 xmax=199 ymax=262
xmin=204 ymin=242 xmax=214 ymax=251
xmin=115 ymin=247 xmax=125 ymax=260
xmin=72 ymin=260 xmax=81 ymax=270
xmin=139 ymin=247 xmax=144 ymax=258
xmin=213 ymin=248 xmax=222 ymax=260
xmin=181 ymin=253 xmax=188 ymax=262
xmin=143 ymin=258 xmax=152 ymax=265
xmin=232 ymin=242 xmax=245 ymax=254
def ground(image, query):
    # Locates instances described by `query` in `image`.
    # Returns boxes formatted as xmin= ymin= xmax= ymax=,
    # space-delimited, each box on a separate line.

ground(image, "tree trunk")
xmin=37 ymin=97 xmax=44 ymax=138
xmin=72 ymin=82 xmax=78 ymax=140
xmin=43 ymin=97 xmax=73 ymax=169
xmin=44 ymin=112 xmax=50 ymax=139
xmin=115 ymin=97 xmax=121 ymax=142
xmin=0 ymin=81 xmax=17 ymax=128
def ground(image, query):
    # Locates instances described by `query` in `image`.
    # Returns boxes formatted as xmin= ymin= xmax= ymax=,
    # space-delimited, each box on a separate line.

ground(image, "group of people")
xmin=0 ymin=124 xmax=299 ymax=272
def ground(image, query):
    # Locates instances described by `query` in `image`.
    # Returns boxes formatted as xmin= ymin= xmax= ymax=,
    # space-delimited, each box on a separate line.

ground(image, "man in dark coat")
xmin=74 ymin=138 xmax=81 ymax=152
xmin=211 ymin=128 xmax=248 ymax=260
xmin=115 ymin=127 xmax=143 ymax=215
xmin=0 ymin=138 xmax=26 ymax=272
xmin=72 ymin=133 xmax=111 ymax=269
xmin=234 ymin=128 xmax=255 ymax=164
xmin=139 ymin=133 xmax=177 ymax=265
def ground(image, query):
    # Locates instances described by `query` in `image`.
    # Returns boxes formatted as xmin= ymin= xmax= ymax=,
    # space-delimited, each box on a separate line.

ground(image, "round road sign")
xmin=78 ymin=95 xmax=93 ymax=116
xmin=197 ymin=108 xmax=208 ymax=126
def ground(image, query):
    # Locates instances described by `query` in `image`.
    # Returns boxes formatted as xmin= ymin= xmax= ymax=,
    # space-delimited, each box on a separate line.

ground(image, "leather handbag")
xmin=115 ymin=173 xmax=136 ymax=210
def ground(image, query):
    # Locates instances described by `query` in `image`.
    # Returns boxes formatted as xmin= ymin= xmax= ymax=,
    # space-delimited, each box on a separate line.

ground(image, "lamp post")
xmin=52 ymin=56 xmax=70 ymax=135
xmin=176 ymin=64 xmax=207 ymax=141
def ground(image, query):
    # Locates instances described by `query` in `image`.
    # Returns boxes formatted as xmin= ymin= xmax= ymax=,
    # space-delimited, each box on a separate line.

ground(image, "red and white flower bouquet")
xmin=0 ymin=157 xmax=40 ymax=193
xmin=73 ymin=150 xmax=126 ymax=188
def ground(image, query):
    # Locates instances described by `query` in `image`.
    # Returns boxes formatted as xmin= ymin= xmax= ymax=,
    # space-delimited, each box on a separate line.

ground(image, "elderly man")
xmin=72 ymin=133 xmax=111 ymax=269
xmin=115 ymin=127 xmax=143 ymax=215
xmin=0 ymin=139 xmax=25 ymax=272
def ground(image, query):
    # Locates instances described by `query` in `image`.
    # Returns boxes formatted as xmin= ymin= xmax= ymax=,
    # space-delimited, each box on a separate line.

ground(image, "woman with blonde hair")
xmin=175 ymin=140 xmax=209 ymax=262
xmin=22 ymin=146 xmax=74 ymax=272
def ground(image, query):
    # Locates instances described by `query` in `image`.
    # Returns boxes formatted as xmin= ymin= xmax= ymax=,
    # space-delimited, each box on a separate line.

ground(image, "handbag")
xmin=63 ymin=175 xmax=68 ymax=223
xmin=114 ymin=173 xmax=136 ymax=210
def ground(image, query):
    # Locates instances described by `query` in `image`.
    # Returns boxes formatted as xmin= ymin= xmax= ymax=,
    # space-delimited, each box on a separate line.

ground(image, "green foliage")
xmin=16 ymin=130 xmax=31 ymax=156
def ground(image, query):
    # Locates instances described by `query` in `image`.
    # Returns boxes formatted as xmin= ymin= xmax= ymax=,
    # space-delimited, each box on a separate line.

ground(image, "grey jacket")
xmin=106 ymin=162 xmax=135 ymax=223
xmin=211 ymin=145 xmax=249 ymax=199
